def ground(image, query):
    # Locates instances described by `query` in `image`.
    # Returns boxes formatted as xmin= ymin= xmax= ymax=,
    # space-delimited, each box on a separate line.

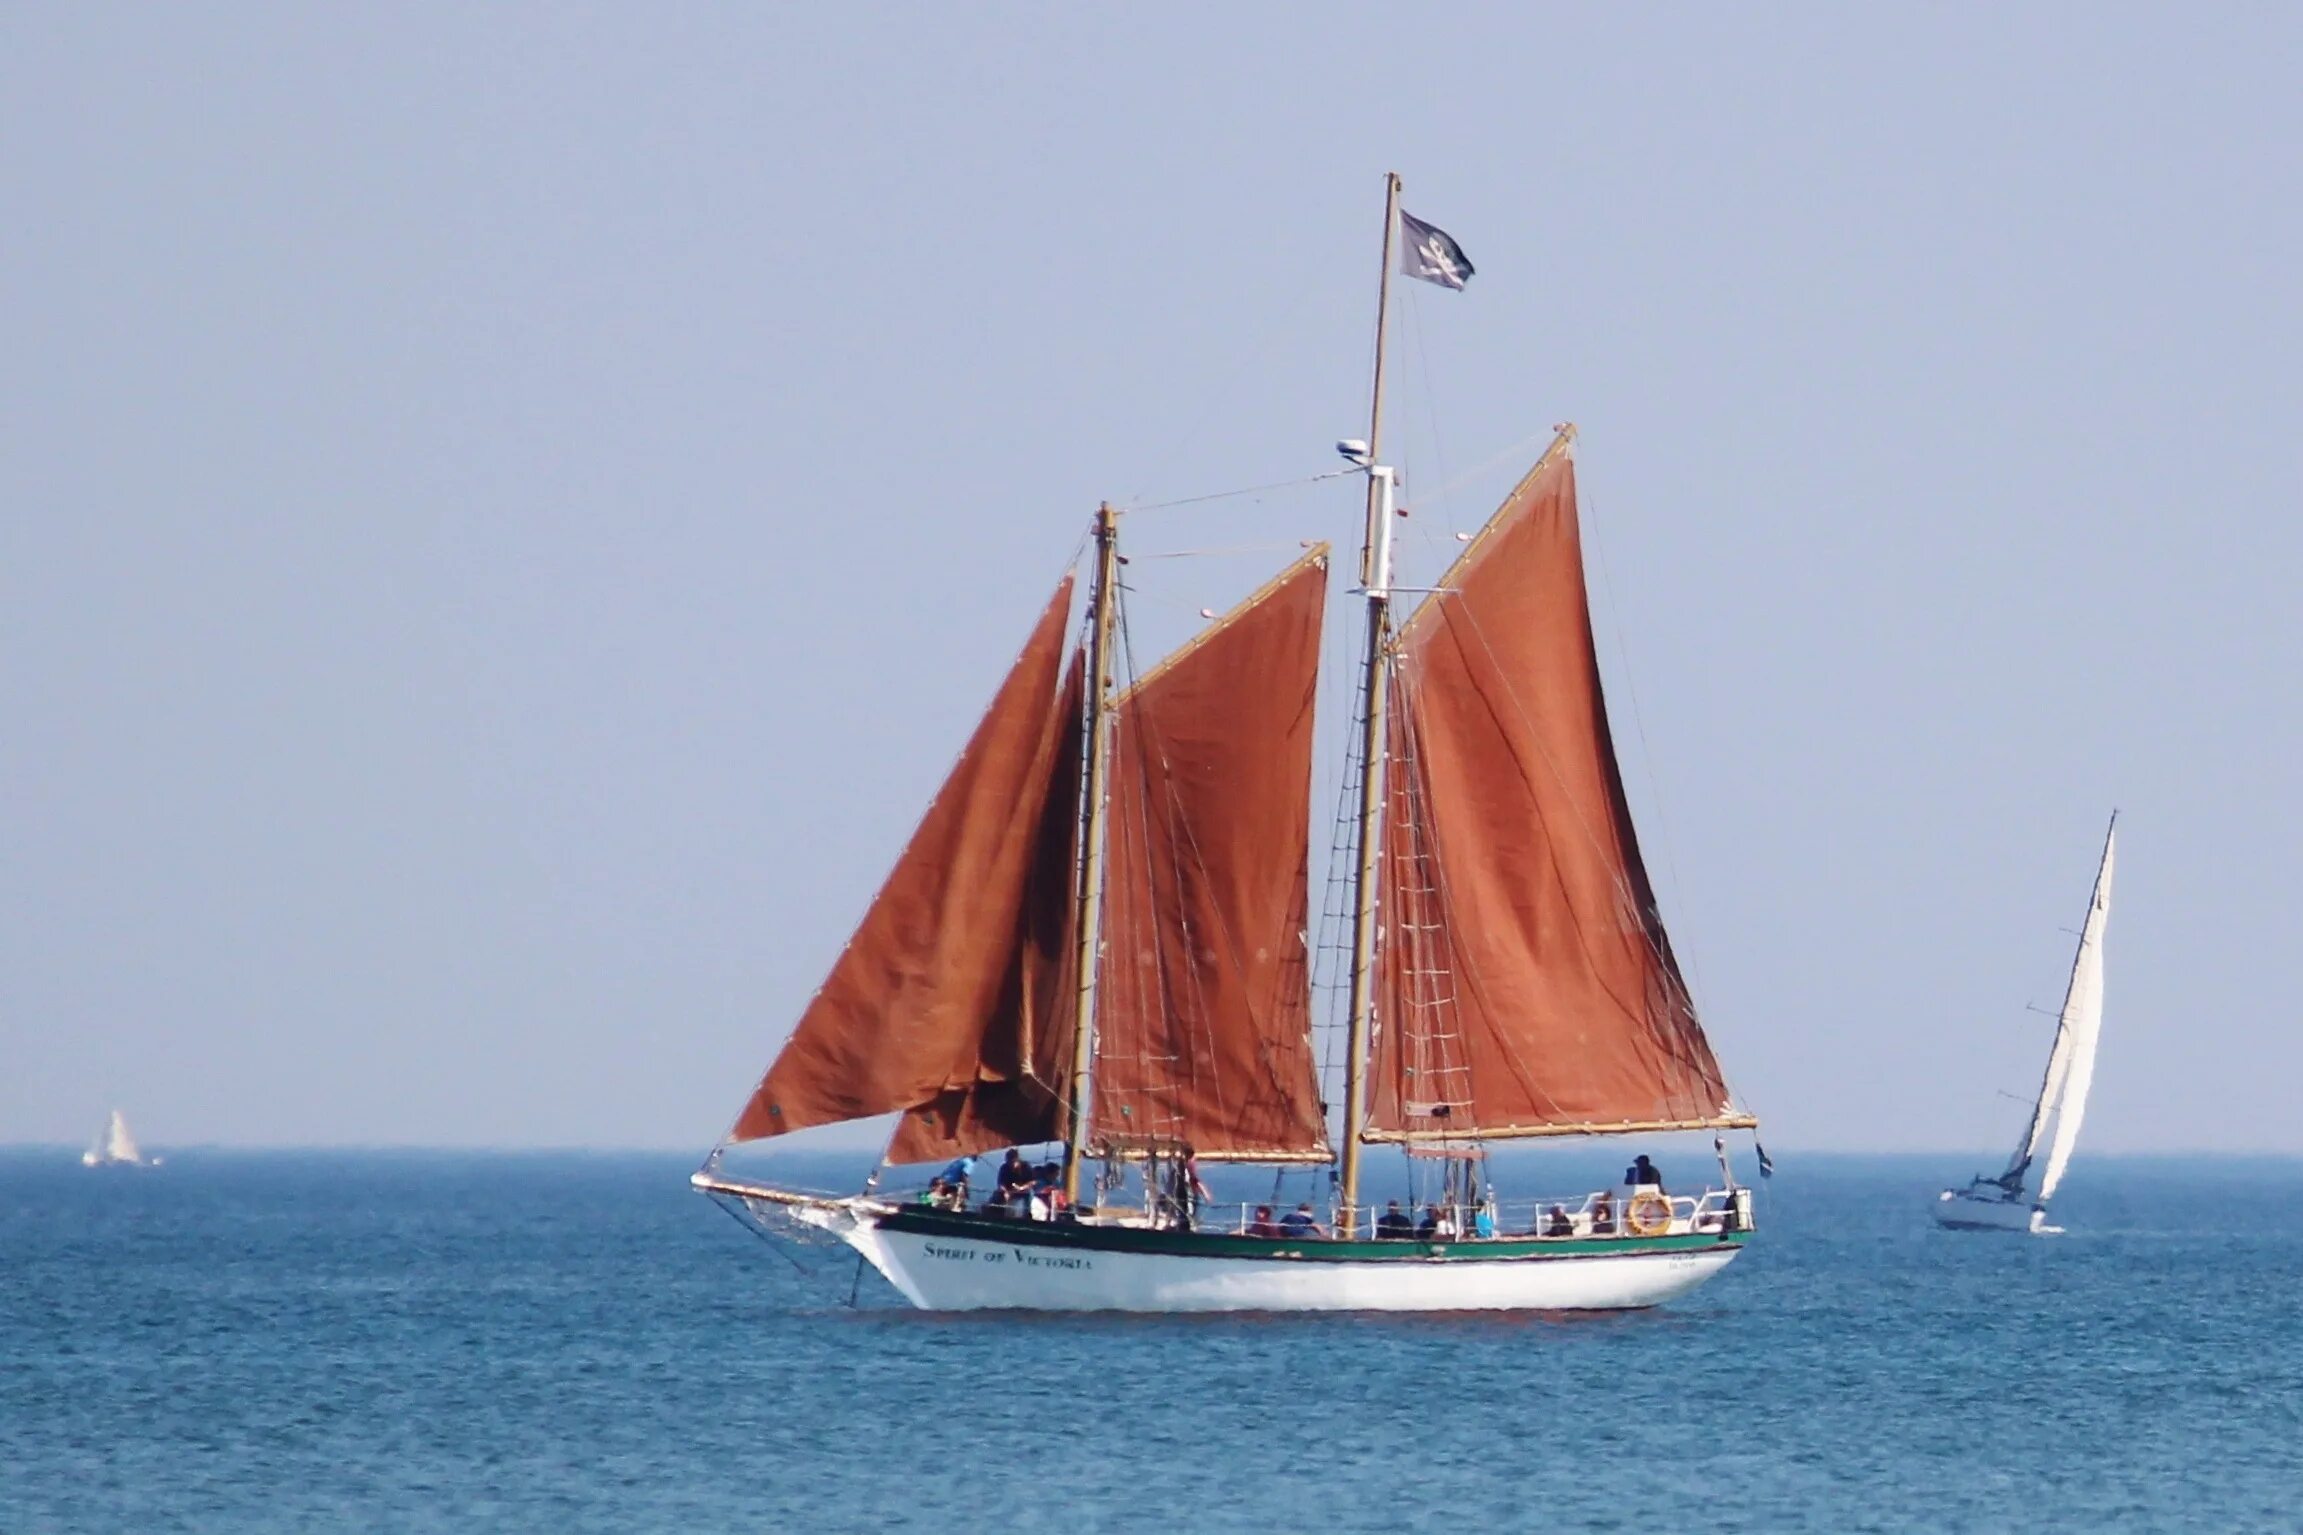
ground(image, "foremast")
xmin=1337 ymin=172 xmax=1402 ymax=1237
xmin=1061 ymin=503 xmax=1123 ymax=1205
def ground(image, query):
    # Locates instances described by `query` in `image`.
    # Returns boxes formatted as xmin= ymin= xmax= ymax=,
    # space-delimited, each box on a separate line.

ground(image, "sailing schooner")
xmin=695 ymin=175 xmax=1763 ymax=1311
xmin=1935 ymin=815 xmax=2116 ymax=1236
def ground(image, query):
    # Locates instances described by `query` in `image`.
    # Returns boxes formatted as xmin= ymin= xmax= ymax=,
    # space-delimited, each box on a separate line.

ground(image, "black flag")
xmin=1399 ymin=210 xmax=1474 ymax=289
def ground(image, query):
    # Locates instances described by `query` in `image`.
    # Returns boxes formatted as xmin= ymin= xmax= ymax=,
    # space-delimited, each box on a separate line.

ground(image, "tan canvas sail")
xmin=1091 ymin=547 xmax=1332 ymax=1160
xmin=730 ymin=576 xmax=1083 ymax=1155
xmin=1366 ymin=446 xmax=1746 ymax=1141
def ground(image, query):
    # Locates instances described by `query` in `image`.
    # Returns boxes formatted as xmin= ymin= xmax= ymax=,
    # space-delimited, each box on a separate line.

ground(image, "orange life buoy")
xmin=1626 ymin=1191 xmax=1673 ymax=1236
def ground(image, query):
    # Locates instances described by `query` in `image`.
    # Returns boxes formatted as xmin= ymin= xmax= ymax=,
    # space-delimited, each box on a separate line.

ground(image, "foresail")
xmin=1092 ymin=548 xmax=1332 ymax=1159
xmin=728 ymin=576 xmax=1082 ymax=1155
xmin=886 ymin=654 xmax=1084 ymax=1164
xmin=1366 ymin=442 xmax=1742 ymax=1141
xmin=2036 ymin=821 xmax=2114 ymax=1202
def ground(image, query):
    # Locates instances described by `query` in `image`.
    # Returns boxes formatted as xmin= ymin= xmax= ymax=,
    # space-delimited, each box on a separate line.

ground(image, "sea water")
xmin=4 ymin=1150 xmax=2298 ymax=1533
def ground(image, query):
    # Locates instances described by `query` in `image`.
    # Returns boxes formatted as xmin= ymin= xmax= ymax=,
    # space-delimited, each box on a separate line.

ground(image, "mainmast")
xmin=1062 ymin=503 xmax=1122 ymax=1205
xmin=1337 ymin=172 xmax=1402 ymax=1237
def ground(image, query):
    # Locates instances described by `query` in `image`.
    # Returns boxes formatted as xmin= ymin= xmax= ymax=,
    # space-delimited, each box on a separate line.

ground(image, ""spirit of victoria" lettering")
xmin=917 ymin=1241 xmax=1093 ymax=1272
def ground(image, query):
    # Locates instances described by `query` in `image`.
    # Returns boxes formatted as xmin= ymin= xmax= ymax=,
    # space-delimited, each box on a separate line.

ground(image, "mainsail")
xmin=1366 ymin=443 xmax=1744 ymax=1141
xmin=2005 ymin=818 xmax=2115 ymax=1202
xmin=1092 ymin=547 xmax=1332 ymax=1160
xmin=728 ymin=575 xmax=1085 ymax=1160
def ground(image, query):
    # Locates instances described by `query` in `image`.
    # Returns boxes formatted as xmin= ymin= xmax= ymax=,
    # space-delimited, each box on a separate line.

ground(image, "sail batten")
xmin=1092 ymin=547 xmax=1333 ymax=1159
xmin=728 ymin=576 xmax=1084 ymax=1156
xmin=1367 ymin=445 xmax=1739 ymax=1140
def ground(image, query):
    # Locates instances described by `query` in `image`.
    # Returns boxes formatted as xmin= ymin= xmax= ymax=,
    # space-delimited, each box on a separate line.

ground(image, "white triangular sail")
xmin=84 ymin=1109 xmax=147 ymax=1167
xmin=1999 ymin=818 xmax=2114 ymax=1203
xmin=2034 ymin=824 xmax=2113 ymax=1201
xmin=106 ymin=1110 xmax=142 ymax=1164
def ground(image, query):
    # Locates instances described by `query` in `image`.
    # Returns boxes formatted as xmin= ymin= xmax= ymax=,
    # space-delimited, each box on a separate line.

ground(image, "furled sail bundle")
xmin=728 ymin=575 xmax=1085 ymax=1161
xmin=1367 ymin=448 xmax=1745 ymax=1140
xmin=1092 ymin=547 xmax=1332 ymax=1161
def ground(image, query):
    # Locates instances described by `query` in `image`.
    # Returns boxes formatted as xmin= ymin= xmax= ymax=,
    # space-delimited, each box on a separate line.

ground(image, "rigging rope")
xmin=1125 ymin=468 xmax=1357 ymax=513
xmin=1131 ymin=543 xmax=1325 ymax=561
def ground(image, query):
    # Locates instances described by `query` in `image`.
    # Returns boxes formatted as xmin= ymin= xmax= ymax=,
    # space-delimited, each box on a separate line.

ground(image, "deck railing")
xmin=912 ymin=1183 xmax=1751 ymax=1240
xmin=1219 ymin=1187 xmax=1744 ymax=1241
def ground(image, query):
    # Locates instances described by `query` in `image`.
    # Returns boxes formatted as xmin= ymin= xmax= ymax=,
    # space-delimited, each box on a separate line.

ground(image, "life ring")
xmin=1625 ymin=1191 xmax=1673 ymax=1236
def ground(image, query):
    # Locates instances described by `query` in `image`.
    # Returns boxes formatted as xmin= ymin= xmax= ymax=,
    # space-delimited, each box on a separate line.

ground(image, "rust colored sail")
xmin=730 ymin=577 xmax=1083 ymax=1157
xmin=1367 ymin=445 xmax=1739 ymax=1140
xmin=885 ymin=652 xmax=1084 ymax=1163
xmin=1092 ymin=547 xmax=1332 ymax=1159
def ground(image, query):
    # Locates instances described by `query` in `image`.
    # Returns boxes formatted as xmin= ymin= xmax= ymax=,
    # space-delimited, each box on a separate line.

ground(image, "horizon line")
xmin=5 ymin=1142 xmax=2301 ymax=1160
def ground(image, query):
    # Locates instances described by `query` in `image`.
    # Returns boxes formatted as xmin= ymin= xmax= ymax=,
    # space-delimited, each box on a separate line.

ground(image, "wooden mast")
xmin=1337 ymin=172 xmax=1401 ymax=1237
xmin=1062 ymin=502 xmax=1122 ymax=1205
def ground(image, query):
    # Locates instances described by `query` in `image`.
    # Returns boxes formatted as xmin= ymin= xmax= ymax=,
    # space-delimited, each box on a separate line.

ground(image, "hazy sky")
xmin=6 ymin=8 xmax=2300 ymax=1152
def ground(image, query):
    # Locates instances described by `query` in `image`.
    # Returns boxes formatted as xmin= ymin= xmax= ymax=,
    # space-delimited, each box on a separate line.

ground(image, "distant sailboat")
xmin=81 ymin=1109 xmax=156 ymax=1168
xmin=1936 ymin=815 xmax=2115 ymax=1235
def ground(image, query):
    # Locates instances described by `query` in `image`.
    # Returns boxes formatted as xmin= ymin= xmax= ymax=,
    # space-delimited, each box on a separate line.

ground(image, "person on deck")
xmin=1590 ymin=1189 xmax=1617 ymax=1234
xmin=938 ymin=1154 xmax=980 ymax=1206
xmin=1542 ymin=1204 xmax=1575 ymax=1237
xmin=1277 ymin=1202 xmax=1327 ymax=1238
xmin=1375 ymin=1200 xmax=1414 ymax=1239
xmin=1248 ymin=1204 xmax=1283 ymax=1238
xmin=1027 ymin=1163 xmax=1064 ymax=1221
xmin=1624 ymin=1154 xmax=1665 ymax=1192
xmin=1415 ymin=1204 xmax=1441 ymax=1240
xmin=991 ymin=1151 xmax=1034 ymax=1212
xmin=1473 ymin=1192 xmax=1498 ymax=1240
xmin=1167 ymin=1145 xmax=1213 ymax=1232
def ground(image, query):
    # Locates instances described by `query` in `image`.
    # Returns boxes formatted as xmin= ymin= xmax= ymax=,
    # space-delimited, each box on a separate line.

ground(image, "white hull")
xmin=801 ymin=1205 xmax=1743 ymax=1313
xmin=1933 ymin=1189 xmax=2054 ymax=1235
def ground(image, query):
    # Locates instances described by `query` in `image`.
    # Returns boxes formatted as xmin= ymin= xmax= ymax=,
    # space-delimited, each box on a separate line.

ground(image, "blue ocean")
xmin=5 ymin=1150 xmax=2298 ymax=1533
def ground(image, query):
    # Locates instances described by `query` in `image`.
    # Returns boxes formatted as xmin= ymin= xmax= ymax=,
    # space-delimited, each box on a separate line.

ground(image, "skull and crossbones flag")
xmin=1398 ymin=210 xmax=1474 ymax=290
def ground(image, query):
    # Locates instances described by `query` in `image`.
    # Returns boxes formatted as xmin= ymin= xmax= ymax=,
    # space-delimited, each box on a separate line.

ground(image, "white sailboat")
xmin=1935 ymin=814 xmax=2115 ymax=1235
xmin=81 ymin=1109 xmax=156 ymax=1168
xmin=694 ymin=175 xmax=1763 ymax=1312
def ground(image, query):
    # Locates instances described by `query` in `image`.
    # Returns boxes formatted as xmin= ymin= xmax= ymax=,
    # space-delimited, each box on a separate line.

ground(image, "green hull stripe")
xmin=876 ymin=1208 xmax=1750 ymax=1264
